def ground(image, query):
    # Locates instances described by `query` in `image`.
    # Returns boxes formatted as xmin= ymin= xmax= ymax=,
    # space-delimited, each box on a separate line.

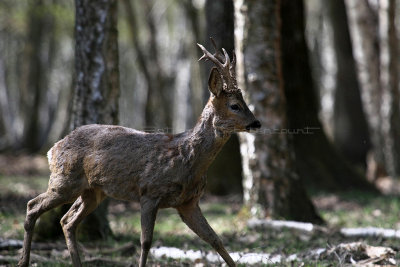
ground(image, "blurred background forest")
xmin=1 ymin=0 xmax=400 ymax=265
xmin=1 ymin=0 xmax=400 ymax=199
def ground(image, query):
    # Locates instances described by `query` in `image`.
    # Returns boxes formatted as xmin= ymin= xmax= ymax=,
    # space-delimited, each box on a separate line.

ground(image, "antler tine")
xmin=200 ymin=38 xmax=231 ymax=69
xmin=210 ymin=37 xmax=226 ymax=63
xmin=197 ymin=43 xmax=225 ymax=70
xmin=198 ymin=41 xmax=238 ymax=90
xmin=221 ymin=48 xmax=230 ymax=68
xmin=198 ymin=53 xmax=208 ymax=62
xmin=210 ymin=37 xmax=218 ymax=53
xmin=230 ymin=51 xmax=236 ymax=75
xmin=231 ymin=51 xmax=236 ymax=66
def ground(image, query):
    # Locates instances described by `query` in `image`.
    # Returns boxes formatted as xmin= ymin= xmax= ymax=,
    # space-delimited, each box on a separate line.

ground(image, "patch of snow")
xmin=150 ymin=246 xmax=282 ymax=265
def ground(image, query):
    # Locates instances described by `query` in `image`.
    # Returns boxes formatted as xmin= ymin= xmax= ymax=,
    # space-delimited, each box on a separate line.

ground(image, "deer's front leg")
xmin=177 ymin=202 xmax=236 ymax=267
xmin=139 ymin=197 xmax=158 ymax=267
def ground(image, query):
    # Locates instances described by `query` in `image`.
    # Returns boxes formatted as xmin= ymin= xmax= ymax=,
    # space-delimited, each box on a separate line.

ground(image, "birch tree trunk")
xmin=72 ymin=0 xmax=119 ymax=128
xmin=346 ymin=0 xmax=400 ymax=179
xmin=380 ymin=0 xmax=400 ymax=177
xmin=72 ymin=0 xmax=119 ymax=240
xmin=234 ymin=0 xmax=322 ymax=223
xmin=346 ymin=0 xmax=386 ymax=180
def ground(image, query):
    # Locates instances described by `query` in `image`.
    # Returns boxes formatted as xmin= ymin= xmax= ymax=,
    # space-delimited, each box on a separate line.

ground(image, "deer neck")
xmin=184 ymin=98 xmax=230 ymax=172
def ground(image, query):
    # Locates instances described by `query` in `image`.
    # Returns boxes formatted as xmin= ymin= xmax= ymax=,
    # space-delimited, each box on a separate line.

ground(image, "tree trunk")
xmin=204 ymin=0 xmax=243 ymax=195
xmin=205 ymin=0 xmax=234 ymax=54
xmin=35 ymin=0 xmax=119 ymax=241
xmin=142 ymin=0 xmax=171 ymax=128
xmin=182 ymin=0 xmax=204 ymax=127
xmin=346 ymin=0 xmax=400 ymax=179
xmin=326 ymin=0 xmax=371 ymax=169
xmin=345 ymin=0 xmax=387 ymax=180
xmin=123 ymin=0 xmax=172 ymax=128
xmin=122 ymin=0 xmax=154 ymax=128
xmin=380 ymin=0 xmax=400 ymax=177
xmin=19 ymin=0 xmax=54 ymax=152
xmin=72 ymin=0 xmax=119 ymax=127
xmin=387 ymin=0 xmax=400 ymax=177
xmin=72 ymin=0 xmax=119 ymax=240
xmin=234 ymin=0 xmax=322 ymax=223
xmin=280 ymin=0 xmax=377 ymax=191
xmin=0 ymin=55 xmax=14 ymax=150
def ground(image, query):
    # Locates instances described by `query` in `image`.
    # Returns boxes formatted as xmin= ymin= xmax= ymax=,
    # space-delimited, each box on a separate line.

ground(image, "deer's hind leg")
xmin=18 ymin=177 xmax=83 ymax=267
xmin=61 ymin=189 xmax=105 ymax=267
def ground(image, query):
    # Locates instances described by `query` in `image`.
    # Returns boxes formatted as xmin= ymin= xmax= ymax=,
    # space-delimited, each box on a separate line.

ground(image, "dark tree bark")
xmin=35 ymin=0 xmax=119 ymax=241
xmin=280 ymin=0 xmax=377 ymax=191
xmin=204 ymin=0 xmax=243 ymax=195
xmin=72 ymin=0 xmax=119 ymax=127
xmin=234 ymin=0 xmax=322 ymax=223
xmin=204 ymin=0 xmax=235 ymax=102
xmin=71 ymin=0 xmax=119 ymax=240
xmin=326 ymin=0 xmax=371 ymax=169
xmin=205 ymin=0 xmax=234 ymax=54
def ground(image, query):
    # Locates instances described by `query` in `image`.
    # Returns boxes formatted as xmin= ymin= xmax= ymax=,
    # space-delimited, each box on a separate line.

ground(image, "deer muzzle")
xmin=246 ymin=120 xmax=261 ymax=131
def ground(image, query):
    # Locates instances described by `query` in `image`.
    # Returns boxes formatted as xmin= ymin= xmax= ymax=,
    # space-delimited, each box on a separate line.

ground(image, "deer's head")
xmin=198 ymin=39 xmax=261 ymax=133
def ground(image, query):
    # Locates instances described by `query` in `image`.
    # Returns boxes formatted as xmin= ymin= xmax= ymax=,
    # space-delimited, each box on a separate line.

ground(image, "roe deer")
xmin=18 ymin=40 xmax=261 ymax=267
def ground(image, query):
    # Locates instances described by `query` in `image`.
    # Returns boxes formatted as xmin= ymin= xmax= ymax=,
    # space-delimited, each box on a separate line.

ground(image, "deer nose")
xmin=246 ymin=120 xmax=261 ymax=130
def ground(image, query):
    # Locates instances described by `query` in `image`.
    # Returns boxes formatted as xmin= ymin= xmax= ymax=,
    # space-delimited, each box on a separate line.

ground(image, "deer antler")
xmin=197 ymin=38 xmax=238 ymax=91
xmin=209 ymin=38 xmax=237 ymax=79
xmin=230 ymin=51 xmax=236 ymax=77
xmin=210 ymin=38 xmax=226 ymax=63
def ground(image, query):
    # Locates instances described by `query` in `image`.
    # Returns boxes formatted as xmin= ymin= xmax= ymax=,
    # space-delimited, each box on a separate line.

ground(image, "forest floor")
xmin=0 ymin=155 xmax=400 ymax=266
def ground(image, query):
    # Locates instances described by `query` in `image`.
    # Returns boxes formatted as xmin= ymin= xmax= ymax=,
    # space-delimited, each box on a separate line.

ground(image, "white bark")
xmin=234 ymin=0 xmax=262 ymax=216
xmin=345 ymin=0 xmax=386 ymax=178
xmin=239 ymin=132 xmax=263 ymax=216
xmin=305 ymin=0 xmax=336 ymax=138
xmin=379 ymin=0 xmax=394 ymax=175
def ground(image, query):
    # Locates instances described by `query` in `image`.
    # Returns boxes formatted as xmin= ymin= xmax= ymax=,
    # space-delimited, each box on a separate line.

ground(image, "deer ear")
xmin=208 ymin=67 xmax=223 ymax=97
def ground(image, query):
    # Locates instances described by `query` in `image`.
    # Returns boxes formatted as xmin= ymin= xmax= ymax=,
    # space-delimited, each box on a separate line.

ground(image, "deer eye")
xmin=230 ymin=104 xmax=241 ymax=111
